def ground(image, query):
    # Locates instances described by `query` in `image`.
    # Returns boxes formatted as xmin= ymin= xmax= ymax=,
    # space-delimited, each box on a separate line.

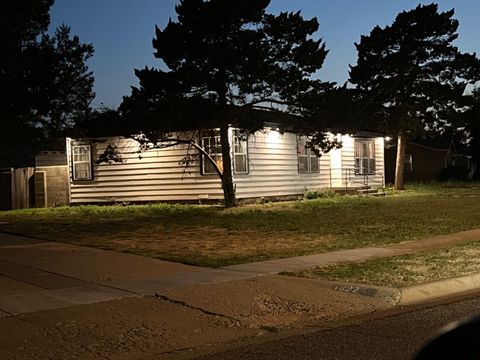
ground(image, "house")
xmin=0 ymin=150 xmax=70 ymax=210
xmin=66 ymin=127 xmax=385 ymax=204
xmin=384 ymin=139 xmax=474 ymax=183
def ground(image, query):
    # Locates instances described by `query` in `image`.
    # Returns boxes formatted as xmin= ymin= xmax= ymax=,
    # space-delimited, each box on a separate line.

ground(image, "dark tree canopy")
xmin=40 ymin=25 xmax=95 ymax=139
xmin=1 ymin=0 xmax=54 ymax=148
xmin=0 ymin=1 xmax=94 ymax=151
xmin=349 ymin=3 xmax=480 ymax=189
xmin=461 ymin=88 xmax=480 ymax=177
xmin=120 ymin=0 xmax=335 ymax=206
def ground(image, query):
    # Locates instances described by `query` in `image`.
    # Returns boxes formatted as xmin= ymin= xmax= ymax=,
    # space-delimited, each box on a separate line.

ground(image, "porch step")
xmin=356 ymin=188 xmax=386 ymax=197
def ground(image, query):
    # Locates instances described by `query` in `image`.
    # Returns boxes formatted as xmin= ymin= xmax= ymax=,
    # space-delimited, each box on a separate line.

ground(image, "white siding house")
xmin=66 ymin=128 xmax=385 ymax=204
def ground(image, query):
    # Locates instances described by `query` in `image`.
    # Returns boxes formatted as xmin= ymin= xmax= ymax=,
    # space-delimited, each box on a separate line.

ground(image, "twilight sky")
xmin=49 ymin=0 xmax=480 ymax=108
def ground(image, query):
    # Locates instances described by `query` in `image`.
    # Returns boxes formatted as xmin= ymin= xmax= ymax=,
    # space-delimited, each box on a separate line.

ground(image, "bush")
xmin=438 ymin=166 xmax=470 ymax=181
xmin=303 ymin=189 xmax=338 ymax=199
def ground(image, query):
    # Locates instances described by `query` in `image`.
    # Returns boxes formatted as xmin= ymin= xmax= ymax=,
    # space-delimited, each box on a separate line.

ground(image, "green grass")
xmin=289 ymin=241 xmax=480 ymax=288
xmin=1 ymin=182 xmax=480 ymax=267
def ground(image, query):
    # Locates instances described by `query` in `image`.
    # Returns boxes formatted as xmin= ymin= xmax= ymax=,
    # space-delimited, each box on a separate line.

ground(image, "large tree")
xmin=349 ymin=3 xmax=480 ymax=189
xmin=120 ymin=0 xmax=335 ymax=207
xmin=461 ymin=88 xmax=480 ymax=177
xmin=0 ymin=1 xmax=94 ymax=151
xmin=40 ymin=25 xmax=95 ymax=139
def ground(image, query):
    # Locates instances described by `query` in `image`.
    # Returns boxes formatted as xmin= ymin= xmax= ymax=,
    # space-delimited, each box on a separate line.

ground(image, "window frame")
xmin=232 ymin=130 xmax=249 ymax=175
xmin=200 ymin=130 xmax=249 ymax=176
xmin=297 ymin=136 xmax=320 ymax=174
xmin=200 ymin=132 xmax=222 ymax=175
xmin=354 ymin=139 xmax=376 ymax=175
xmin=71 ymin=143 xmax=93 ymax=181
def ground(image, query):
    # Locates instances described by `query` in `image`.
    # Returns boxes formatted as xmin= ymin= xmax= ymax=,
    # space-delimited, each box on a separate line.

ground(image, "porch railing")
xmin=328 ymin=168 xmax=385 ymax=192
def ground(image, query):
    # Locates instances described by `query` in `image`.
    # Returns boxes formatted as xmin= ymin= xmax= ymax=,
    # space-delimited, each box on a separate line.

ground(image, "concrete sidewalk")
xmin=1 ymin=228 xmax=480 ymax=316
xmin=0 ymin=233 xmax=252 ymax=316
xmin=223 ymin=229 xmax=480 ymax=274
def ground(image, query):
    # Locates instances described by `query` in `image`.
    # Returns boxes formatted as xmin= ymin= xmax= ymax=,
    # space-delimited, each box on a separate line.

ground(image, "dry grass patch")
xmin=40 ymin=224 xmax=336 ymax=267
xmin=2 ymin=183 xmax=480 ymax=267
xmin=290 ymin=242 xmax=480 ymax=288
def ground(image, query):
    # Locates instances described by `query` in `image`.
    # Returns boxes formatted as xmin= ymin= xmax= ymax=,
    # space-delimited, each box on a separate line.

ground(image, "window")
xmin=297 ymin=136 xmax=319 ymax=174
xmin=354 ymin=139 xmax=376 ymax=175
xmin=233 ymin=131 xmax=248 ymax=174
xmin=201 ymin=130 xmax=249 ymax=175
xmin=404 ymin=154 xmax=413 ymax=173
xmin=72 ymin=144 xmax=92 ymax=180
xmin=201 ymin=132 xmax=223 ymax=175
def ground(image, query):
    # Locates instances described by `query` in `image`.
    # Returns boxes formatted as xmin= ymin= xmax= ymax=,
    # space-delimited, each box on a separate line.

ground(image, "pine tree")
xmin=349 ymin=3 xmax=480 ymax=189
xmin=0 ymin=1 xmax=94 ymax=150
xmin=121 ymin=0 xmax=330 ymax=207
xmin=41 ymin=25 xmax=94 ymax=139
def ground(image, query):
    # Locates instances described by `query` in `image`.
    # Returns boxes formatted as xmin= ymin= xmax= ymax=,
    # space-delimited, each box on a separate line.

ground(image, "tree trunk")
xmin=219 ymin=124 xmax=236 ymax=207
xmin=394 ymin=130 xmax=407 ymax=190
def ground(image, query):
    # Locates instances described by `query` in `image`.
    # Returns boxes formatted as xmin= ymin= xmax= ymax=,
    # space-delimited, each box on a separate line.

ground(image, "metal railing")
xmin=348 ymin=168 xmax=385 ymax=189
xmin=328 ymin=168 xmax=385 ymax=192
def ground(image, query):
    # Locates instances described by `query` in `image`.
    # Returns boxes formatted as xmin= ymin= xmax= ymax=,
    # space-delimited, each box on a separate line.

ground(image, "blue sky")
xmin=49 ymin=0 xmax=480 ymax=108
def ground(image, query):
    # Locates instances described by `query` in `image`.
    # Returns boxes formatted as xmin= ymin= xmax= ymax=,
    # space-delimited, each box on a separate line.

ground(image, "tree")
xmin=75 ymin=106 xmax=123 ymax=138
xmin=0 ymin=0 xmax=54 ymax=148
xmin=0 ymin=1 xmax=94 ymax=151
xmin=461 ymin=88 xmax=480 ymax=178
xmin=349 ymin=3 xmax=480 ymax=189
xmin=40 ymin=25 xmax=95 ymax=139
xmin=120 ymin=0 xmax=334 ymax=207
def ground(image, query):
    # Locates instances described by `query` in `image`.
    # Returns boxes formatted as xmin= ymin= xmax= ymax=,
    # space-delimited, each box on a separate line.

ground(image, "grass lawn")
xmin=1 ymin=182 xmax=480 ymax=267
xmin=288 ymin=241 xmax=480 ymax=288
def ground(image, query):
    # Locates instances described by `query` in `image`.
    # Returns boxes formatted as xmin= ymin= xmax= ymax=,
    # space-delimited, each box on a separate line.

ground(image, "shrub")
xmin=438 ymin=166 xmax=469 ymax=181
xmin=303 ymin=189 xmax=338 ymax=199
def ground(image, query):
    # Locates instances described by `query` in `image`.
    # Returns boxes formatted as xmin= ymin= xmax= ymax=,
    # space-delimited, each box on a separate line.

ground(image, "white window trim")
xmin=72 ymin=144 xmax=93 ymax=181
xmin=354 ymin=139 xmax=376 ymax=175
xmin=201 ymin=130 xmax=249 ymax=175
xmin=201 ymin=133 xmax=222 ymax=175
xmin=233 ymin=130 xmax=249 ymax=175
xmin=297 ymin=136 xmax=320 ymax=174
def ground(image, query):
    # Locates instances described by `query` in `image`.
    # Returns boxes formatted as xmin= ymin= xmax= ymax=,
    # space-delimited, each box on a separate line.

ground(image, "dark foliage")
xmin=349 ymin=3 xmax=480 ymax=188
xmin=75 ymin=107 xmax=123 ymax=138
xmin=120 ymin=0 xmax=339 ymax=206
xmin=0 ymin=1 xmax=94 ymax=151
xmin=460 ymin=88 xmax=480 ymax=171
xmin=438 ymin=166 xmax=469 ymax=181
xmin=40 ymin=25 xmax=95 ymax=139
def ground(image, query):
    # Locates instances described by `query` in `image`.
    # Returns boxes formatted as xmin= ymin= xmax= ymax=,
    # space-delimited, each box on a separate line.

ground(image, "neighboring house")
xmin=0 ymin=149 xmax=69 ymax=210
xmin=384 ymin=139 xmax=474 ymax=183
xmin=66 ymin=127 xmax=385 ymax=204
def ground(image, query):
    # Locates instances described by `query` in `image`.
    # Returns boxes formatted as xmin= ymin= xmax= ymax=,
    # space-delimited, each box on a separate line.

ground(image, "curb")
xmin=330 ymin=281 xmax=401 ymax=305
xmin=398 ymin=273 xmax=480 ymax=305
xmin=329 ymin=273 xmax=480 ymax=306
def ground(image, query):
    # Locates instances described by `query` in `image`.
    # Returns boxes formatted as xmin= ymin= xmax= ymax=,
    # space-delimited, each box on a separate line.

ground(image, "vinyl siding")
xmin=67 ymin=137 xmax=223 ymax=203
xmin=67 ymin=131 xmax=385 ymax=204
xmin=234 ymin=131 xmax=332 ymax=199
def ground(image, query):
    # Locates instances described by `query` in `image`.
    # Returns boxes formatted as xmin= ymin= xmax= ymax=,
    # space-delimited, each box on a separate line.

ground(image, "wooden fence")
xmin=0 ymin=167 xmax=35 ymax=210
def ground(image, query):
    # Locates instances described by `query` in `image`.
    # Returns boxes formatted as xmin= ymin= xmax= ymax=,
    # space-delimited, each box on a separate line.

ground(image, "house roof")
xmin=410 ymin=137 xmax=452 ymax=151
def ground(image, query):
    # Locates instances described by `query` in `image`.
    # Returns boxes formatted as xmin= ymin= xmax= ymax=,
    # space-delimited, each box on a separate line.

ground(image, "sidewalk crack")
xmin=153 ymin=293 xmax=244 ymax=326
